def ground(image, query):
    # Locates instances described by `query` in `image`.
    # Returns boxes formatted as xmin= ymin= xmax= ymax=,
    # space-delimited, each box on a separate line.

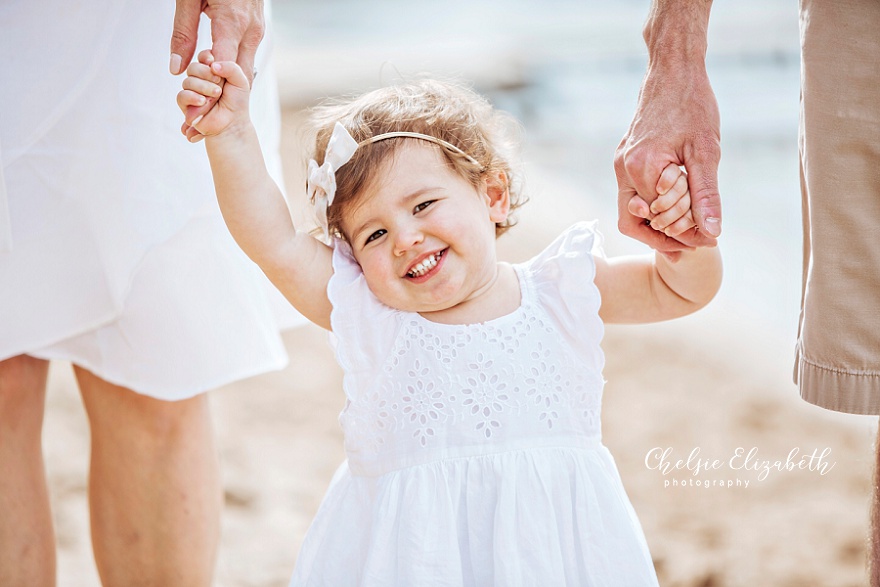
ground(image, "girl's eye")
xmin=414 ymin=200 xmax=435 ymax=213
xmin=364 ymin=229 xmax=386 ymax=245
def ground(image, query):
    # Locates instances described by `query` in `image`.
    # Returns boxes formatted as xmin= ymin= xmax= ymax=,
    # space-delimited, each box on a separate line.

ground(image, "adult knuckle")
xmin=693 ymin=182 xmax=720 ymax=201
xmin=171 ymin=29 xmax=195 ymax=47
xmin=691 ymin=133 xmax=721 ymax=161
xmin=623 ymin=147 xmax=648 ymax=174
xmin=248 ymin=17 xmax=266 ymax=40
xmin=229 ymin=4 xmax=262 ymax=33
xmin=612 ymin=148 xmax=627 ymax=175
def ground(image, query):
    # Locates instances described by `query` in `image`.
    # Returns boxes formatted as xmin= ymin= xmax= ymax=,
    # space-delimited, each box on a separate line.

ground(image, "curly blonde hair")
xmin=308 ymin=79 xmax=526 ymax=240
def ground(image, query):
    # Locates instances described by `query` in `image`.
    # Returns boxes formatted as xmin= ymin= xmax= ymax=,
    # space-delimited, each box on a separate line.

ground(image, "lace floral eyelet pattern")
xmin=342 ymin=300 xmax=604 ymax=472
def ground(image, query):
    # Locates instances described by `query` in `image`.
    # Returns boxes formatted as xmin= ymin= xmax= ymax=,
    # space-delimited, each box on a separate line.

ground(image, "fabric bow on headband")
xmin=308 ymin=122 xmax=359 ymax=240
xmin=307 ymin=122 xmax=484 ymax=240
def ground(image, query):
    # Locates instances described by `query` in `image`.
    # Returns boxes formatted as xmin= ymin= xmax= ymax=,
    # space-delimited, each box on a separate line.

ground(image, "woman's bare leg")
xmin=0 ymin=355 xmax=55 ymax=587
xmin=75 ymin=366 xmax=221 ymax=587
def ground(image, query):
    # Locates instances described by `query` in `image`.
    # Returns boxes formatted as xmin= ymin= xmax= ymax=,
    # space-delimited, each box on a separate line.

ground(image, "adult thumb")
xmin=170 ymin=0 xmax=201 ymax=75
xmin=686 ymin=157 xmax=723 ymax=238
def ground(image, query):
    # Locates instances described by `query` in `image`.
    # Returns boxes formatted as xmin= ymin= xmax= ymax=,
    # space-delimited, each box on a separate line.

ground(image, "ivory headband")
xmin=307 ymin=122 xmax=484 ymax=239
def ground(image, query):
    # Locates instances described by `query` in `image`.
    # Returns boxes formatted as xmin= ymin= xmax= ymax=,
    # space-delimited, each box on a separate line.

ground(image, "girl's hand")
xmin=627 ymin=163 xmax=698 ymax=239
xmin=176 ymin=50 xmax=251 ymax=143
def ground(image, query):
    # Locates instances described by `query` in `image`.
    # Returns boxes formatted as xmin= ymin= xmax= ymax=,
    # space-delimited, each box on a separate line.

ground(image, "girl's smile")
xmin=404 ymin=248 xmax=447 ymax=281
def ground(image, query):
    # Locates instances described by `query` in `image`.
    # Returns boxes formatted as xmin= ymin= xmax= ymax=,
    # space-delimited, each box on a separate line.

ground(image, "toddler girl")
xmin=178 ymin=51 xmax=722 ymax=586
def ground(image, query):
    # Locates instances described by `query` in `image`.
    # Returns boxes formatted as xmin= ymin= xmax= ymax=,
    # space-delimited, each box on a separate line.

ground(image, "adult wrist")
xmin=643 ymin=1 xmax=711 ymax=70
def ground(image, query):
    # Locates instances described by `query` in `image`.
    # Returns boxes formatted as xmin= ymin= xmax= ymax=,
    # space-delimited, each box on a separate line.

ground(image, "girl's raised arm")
xmin=178 ymin=53 xmax=334 ymax=329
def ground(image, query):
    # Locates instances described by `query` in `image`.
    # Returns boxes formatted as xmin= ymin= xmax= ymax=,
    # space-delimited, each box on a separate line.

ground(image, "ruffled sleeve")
xmin=523 ymin=221 xmax=605 ymax=374
xmin=327 ymin=240 xmax=402 ymax=402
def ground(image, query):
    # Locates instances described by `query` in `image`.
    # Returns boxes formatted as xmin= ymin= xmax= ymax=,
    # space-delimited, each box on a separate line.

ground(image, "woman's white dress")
xmin=0 ymin=0 xmax=301 ymax=398
xmin=290 ymin=223 xmax=659 ymax=586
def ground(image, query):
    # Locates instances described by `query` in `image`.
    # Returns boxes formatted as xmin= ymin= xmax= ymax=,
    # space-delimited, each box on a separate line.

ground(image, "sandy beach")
xmin=41 ymin=1 xmax=876 ymax=585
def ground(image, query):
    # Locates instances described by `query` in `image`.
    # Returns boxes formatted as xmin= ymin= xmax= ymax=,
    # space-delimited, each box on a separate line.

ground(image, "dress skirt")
xmin=0 ymin=0 xmax=301 ymax=399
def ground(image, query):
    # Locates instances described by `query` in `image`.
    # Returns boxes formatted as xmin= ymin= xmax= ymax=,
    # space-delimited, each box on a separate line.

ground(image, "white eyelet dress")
xmin=0 ymin=0 xmax=300 ymax=398
xmin=290 ymin=222 xmax=659 ymax=587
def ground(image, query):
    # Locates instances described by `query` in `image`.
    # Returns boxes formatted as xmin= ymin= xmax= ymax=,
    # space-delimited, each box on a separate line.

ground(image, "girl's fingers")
xmin=185 ymin=124 xmax=203 ymax=143
xmin=651 ymin=173 xmax=689 ymax=213
xmin=182 ymin=76 xmax=222 ymax=100
xmin=210 ymin=61 xmax=250 ymax=90
xmin=186 ymin=61 xmax=223 ymax=84
xmin=177 ymin=89 xmax=207 ymax=110
xmin=179 ymin=55 xmax=244 ymax=144
xmin=627 ymin=195 xmax=652 ymax=219
xmin=655 ymin=163 xmax=682 ymax=195
xmin=181 ymin=121 xmax=205 ymax=142
xmin=197 ymin=49 xmax=215 ymax=66
xmin=663 ymin=212 xmax=697 ymax=238
xmin=650 ymin=191 xmax=692 ymax=230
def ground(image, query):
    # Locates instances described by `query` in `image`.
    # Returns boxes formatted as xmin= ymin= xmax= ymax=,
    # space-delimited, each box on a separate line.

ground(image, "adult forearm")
xmin=205 ymin=123 xmax=295 ymax=267
xmin=644 ymin=0 xmax=713 ymax=68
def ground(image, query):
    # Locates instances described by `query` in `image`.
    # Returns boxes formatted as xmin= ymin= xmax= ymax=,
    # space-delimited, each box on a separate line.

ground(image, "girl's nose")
xmin=393 ymin=227 xmax=424 ymax=256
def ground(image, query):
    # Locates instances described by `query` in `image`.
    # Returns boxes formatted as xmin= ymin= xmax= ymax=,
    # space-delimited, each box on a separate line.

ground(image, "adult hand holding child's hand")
xmin=170 ymin=0 xmax=264 ymax=141
xmin=625 ymin=163 xmax=699 ymax=261
xmin=177 ymin=51 xmax=251 ymax=142
xmin=629 ymin=163 xmax=697 ymax=236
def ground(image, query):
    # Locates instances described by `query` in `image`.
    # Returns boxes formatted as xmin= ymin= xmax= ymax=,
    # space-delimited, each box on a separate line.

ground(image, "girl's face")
xmin=341 ymin=142 xmax=509 ymax=316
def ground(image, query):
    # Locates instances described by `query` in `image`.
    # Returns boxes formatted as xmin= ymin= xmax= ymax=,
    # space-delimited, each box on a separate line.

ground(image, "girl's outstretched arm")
xmin=594 ymin=245 xmax=722 ymax=324
xmin=597 ymin=163 xmax=721 ymax=324
xmin=178 ymin=53 xmax=333 ymax=329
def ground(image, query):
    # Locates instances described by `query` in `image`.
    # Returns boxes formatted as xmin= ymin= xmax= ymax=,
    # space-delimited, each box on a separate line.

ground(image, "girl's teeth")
xmin=409 ymin=252 xmax=441 ymax=277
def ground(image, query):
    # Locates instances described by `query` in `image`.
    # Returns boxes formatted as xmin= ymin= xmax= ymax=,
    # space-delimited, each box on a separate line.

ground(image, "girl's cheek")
xmin=361 ymin=255 xmax=387 ymax=281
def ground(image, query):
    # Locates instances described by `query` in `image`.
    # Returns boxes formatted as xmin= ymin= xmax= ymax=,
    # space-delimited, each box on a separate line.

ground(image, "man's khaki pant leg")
xmin=796 ymin=0 xmax=880 ymax=414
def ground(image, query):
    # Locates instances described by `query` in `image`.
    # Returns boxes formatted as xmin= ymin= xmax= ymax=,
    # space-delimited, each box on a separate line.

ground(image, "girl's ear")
xmin=483 ymin=170 xmax=511 ymax=223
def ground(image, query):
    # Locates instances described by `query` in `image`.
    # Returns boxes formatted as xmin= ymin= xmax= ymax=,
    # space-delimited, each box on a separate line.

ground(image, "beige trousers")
xmin=795 ymin=0 xmax=880 ymax=414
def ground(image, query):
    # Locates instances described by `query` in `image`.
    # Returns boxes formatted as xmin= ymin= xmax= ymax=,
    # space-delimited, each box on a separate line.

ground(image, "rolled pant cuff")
xmin=796 ymin=349 xmax=880 ymax=415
